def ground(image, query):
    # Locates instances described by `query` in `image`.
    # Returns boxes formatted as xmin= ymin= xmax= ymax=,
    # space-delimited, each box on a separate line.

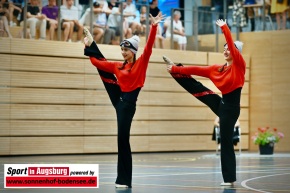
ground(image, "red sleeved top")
xmin=171 ymin=25 xmax=246 ymax=95
xmin=89 ymin=24 xmax=157 ymax=92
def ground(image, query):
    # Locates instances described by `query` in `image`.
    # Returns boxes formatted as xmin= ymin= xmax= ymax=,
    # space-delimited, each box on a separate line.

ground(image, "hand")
xmin=216 ymin=19 xmax=227 ymax=27
xmin=150 ymin=12 xmax=165 ymax=26
xmin=167 ymin=65 xmax=172 ymax=73
xmin=36 ymin=15 xmax=42 ymax=19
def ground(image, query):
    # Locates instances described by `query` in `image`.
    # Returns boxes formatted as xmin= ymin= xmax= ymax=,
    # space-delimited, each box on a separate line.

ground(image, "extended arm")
xmin=170 ymin=64 xmax=213 ymax=78
xmin=216 ymin=19 xmax=241 ymax=60
xmin=142 ymin=12 xmax=165 ymax=59
xmin=89 ymin=58 xmax=116 ymax=74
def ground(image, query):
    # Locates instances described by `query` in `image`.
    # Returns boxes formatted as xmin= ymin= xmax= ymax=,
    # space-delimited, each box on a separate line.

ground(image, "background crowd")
xmin=1 ymin=0 xmax=289 ymax=49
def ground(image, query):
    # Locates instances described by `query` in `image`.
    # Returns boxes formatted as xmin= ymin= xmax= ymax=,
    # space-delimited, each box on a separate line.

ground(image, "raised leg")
xmin=84 ymin=28 xmax=121 ymax=107
xmin=163 ymin=56 xmax=221 ymax=115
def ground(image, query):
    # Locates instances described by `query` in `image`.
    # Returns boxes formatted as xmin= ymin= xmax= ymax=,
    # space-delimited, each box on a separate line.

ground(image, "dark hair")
xmin=93 ymin=2 xmax=100 ymax=7
xmin=117 ymin=55 xmax=136 ymax=72
xmin=218 ymin=63 xmax=227 ymax=72
xmin=224 ymin=43 xmax=239 ymax=50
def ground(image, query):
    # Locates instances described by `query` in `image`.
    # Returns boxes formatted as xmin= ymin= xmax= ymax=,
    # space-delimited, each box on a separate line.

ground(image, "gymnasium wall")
xmin=0 ymin=38 xmax=250 ymax=155
xmin=240 ymin=30 xmax=290 ymax=152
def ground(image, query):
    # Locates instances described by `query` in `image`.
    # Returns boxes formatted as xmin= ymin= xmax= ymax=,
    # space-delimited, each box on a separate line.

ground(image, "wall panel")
xmin=240 ymin=30 xmax=290 ymax=152
xmin=0 ymin=39 xmax=250 ymax=155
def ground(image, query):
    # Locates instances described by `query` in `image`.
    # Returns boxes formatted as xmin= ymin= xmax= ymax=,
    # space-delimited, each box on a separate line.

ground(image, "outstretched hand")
xmin=216 ymin=19 xmax=227 ymax=27
xmin=150 ymin=12 xmax=165 ymax=26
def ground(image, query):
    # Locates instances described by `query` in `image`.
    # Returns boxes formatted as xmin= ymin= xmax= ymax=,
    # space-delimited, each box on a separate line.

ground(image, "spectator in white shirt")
xmin=79 ymin=4 xmax=103 ymax=43
xmin=164 ymin=10 xmax=187 ymax=50
xmin=79 ymin=1 xmax=114 ymax=44
xmin=93 ymin=1 xmax=115 ymax=44
xmin=60 ymin=0 xmax=83 ymax=42
xmin=107 ymin=2 xmax=132 ymax=40
xmin=123 ymin=0 xmax=141 ymax=35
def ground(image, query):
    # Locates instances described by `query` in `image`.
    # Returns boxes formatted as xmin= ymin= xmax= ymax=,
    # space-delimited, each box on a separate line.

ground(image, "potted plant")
xmin=252 ymin=127 xmax=284 ymax=155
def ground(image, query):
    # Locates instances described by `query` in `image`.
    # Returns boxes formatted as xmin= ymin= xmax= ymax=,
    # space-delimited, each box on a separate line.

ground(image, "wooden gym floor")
xmin=1 ymin=151 xmax=290 ymax=193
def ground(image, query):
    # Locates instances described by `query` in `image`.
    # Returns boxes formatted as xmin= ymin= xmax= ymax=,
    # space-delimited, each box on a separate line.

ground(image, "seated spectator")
xmin=149 ymin=0 xmax=163 ymax=48
xmin=123 ymin=0 xmax=141 ymax=35
xmin=42 ymin=0 xmax=58 ymax=40
xmin=20 ymin=0 xmax=46 ymax=40
xmin=107 ymin=2 xmax=132 ymax=42
xmin=93 ymin=1 xmax=115 ymax=44
xmin=60 ymin=0 xmax=83 ymax=42
xmin=0 ymin=2 xmax=12 ymax=37
xmin=164 ymin=10 xmax=187 ymax=50
xmin=0 ymin=0 xmax=13 ymax=26
xmin=8 ymin=0 xmax=23 ymax=26
xmin=77 ymin=0 xmax=111 ymax=19
xmin=80 ymin=1 xmax=114 ymax=44
xmin=149 ymin=0 xmax=160 ymax=17
xmin=79 ymin=2 xmax=103 ymax=43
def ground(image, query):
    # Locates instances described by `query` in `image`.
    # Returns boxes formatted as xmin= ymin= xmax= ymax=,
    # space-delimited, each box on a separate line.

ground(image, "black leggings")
xmin=170 ymin=64 xmax=241 ymax=182
xmin=84 ymin=42 xmax=136 ymax=187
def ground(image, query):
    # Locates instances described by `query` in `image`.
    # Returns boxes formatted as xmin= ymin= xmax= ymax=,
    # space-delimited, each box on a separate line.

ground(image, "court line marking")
xmin=241 ymin=172 xmax=290 ymax=193
xmin=99 ymin=181 xmax=241 ymax=191
xmin=100 ymin=168 xmax=290 ymax=179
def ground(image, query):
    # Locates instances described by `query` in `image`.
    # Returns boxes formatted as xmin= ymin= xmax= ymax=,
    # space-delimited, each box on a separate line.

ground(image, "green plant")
xmin=252 ymin=127 xmax=284 ymax=146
